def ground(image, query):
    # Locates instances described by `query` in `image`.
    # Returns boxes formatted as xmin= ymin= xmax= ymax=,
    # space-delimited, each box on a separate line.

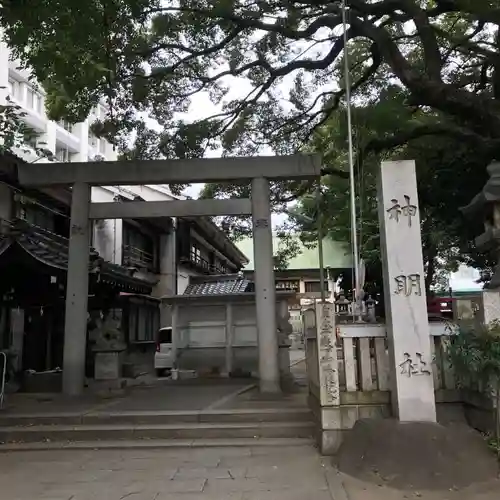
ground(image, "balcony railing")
xmin=123 ymin=245 xmax=155 ymax=271
xmin=179 ymin=251 xmax=229 ymax=275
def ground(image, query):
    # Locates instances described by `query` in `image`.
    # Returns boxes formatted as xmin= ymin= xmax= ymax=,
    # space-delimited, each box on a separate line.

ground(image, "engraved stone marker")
xmin=378 ymin=160 xmax=436 ymax=422
xmin=315 ymin=302 xmax=340 ymax=406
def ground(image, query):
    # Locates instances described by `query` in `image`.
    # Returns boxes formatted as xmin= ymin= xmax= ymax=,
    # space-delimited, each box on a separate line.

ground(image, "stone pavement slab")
xmin=1 ymin=443 xmax=336 ymax=500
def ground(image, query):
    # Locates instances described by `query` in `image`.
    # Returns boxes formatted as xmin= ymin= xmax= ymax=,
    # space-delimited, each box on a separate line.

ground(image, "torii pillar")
xmin=251 ymin=177 xmax=280 ymax=393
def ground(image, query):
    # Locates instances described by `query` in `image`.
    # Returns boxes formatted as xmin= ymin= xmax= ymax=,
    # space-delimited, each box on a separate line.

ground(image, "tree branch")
xmin=399 ymin=0 xmax=442 ymax=80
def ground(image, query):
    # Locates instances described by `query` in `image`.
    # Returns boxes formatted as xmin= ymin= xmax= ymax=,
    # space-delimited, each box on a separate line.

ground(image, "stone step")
xmin=0 ymin=421 xmax=315 ymax=443
xmin=0 ymin=437 xmax=316 ymax=452
xmin=0 ymin=408 xmax=313 ymax=427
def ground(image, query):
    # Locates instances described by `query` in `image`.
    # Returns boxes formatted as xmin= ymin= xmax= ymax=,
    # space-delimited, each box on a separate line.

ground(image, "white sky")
xmin=176 ymin=79 xmax=287 ymax=225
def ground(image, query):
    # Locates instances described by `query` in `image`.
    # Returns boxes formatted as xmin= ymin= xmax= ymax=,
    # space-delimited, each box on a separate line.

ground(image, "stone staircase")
xmin=0 ymin=408 xmax=316 ymax=450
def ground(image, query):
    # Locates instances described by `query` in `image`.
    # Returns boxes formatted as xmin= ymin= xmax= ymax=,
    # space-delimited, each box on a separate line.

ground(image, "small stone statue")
xmin=90 ymin=311 xmax=126 ymax=352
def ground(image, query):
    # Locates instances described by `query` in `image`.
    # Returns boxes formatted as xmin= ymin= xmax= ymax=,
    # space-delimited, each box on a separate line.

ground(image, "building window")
xmin=55 ymin=147 xmax=70 ymax=162
xmin=277 ymin=280 xmax=300 ymax=292
xmin=58 ymin=120 xmax=74 ymax=133
xmin=191 ymin=244 xmax=201 ymax=264
xmin=27 ymin=87 xmax=43 ymax=114
xmin=190 ymin=244 xmax=210 ymax=271
xmin=304 ymin=281 xmax=329 ymax=293
xmin=127 ymin=303 xmax=159 ymax=342
xmin=123 ymin=222 xmax=156 ymax=272
xmin=88 ymin=131 xmax=99 ymax=149
xmin=8 ymin=78 xmax=21 ymax=100
xmin=20 ymin=203 xmax=55 ymax=232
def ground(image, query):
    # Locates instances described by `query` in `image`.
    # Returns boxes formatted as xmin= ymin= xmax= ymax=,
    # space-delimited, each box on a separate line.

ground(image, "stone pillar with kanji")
xmin=378 ymin=160 xmax=436 ymax=422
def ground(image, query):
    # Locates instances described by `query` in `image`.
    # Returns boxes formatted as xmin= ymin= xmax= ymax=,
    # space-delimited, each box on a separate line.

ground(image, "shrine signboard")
xmin=378 ymin=160 xmax=436 ymax=422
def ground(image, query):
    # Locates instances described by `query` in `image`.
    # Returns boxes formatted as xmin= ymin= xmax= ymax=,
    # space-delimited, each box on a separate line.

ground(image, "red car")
xmin=427 ymin=297 xmax=454 ymax=319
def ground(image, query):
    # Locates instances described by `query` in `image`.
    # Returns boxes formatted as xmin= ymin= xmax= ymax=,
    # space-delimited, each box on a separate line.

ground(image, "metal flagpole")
xmin=316 ymin=179 xmax=326 ymax=303
xmin=342 ymin=0 xmax=360 ymax=317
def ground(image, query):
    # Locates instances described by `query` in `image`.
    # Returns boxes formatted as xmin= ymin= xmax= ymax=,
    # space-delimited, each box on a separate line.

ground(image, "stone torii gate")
xmin=18 ymin=155 xmax=321 ymax=396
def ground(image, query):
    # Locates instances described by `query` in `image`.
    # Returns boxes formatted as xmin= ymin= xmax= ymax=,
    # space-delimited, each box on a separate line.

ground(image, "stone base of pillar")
xmin=317 ymin=429 xmax=344 ymax=455
xmin=278 ymin=345 xmax=291 ymax=379
xmin=259 ymin=379 xmax=281 ymax=393
xmin=94 ymin=351 xmax=125 ymax=380
xmin=308 ymin=393 xmax=391 ymax=455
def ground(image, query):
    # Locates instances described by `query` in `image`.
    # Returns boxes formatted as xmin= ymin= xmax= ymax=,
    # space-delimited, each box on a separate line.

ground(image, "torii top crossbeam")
xmin=18 ymin=154 xmax=322 ymax=186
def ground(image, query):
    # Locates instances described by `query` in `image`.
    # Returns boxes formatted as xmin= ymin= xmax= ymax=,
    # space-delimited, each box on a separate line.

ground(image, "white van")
xmin=154 ymin=327 xmax=174 ymax=376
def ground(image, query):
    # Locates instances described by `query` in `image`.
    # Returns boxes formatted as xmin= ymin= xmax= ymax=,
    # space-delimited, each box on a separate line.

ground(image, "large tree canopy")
xmin=202 ymin=85 xmax=493 ymax=290
xmin=2 ymin=0 xmax=497 ymax=288
xmin=2 ymin=0 xmax=500 ymax=159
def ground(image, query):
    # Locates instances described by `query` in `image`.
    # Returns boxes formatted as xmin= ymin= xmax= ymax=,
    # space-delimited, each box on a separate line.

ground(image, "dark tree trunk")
xmin=425 ymin=250 xmax=437 ymax=294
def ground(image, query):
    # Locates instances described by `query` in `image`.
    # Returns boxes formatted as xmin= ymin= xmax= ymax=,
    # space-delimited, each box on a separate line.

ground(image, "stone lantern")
xmin=461 ymin=161 xmax=500 ymax=289
xmin=365 ymin=295 xmax=377 ymax=323
xmin=336 ymin=294 xmax=351 ymax=320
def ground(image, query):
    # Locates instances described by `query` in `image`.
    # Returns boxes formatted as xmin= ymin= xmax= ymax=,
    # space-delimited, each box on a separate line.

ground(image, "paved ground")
xmin=2 ymin=444 xmax=499 ymax=500
xmin=1 ymin=352 xmax=307 ymax=418
xmin=1 ymin=379 xmax=256 ymax=416
xmin=0 ymin=444 xmax=339 ymax=500
xmin=2 ymin=350 xmax=499 ymax=500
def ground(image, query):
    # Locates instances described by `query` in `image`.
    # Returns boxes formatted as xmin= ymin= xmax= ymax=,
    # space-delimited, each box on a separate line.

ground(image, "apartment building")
xmin=0 ymin=41 xmax=117 ymax=165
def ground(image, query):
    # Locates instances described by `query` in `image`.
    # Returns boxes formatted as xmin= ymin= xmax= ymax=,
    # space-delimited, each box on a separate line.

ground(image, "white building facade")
xmin=0 ymin=41 xmax=117 ymax=165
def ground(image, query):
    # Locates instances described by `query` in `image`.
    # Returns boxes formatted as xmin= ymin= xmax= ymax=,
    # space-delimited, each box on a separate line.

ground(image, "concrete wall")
xmin=91 ymin=187 xmax=123 ymax=264
xmin=177 ymin=266 xmax=198 ymax=295
xmin=175 ymin=301 xmax=257 ymax=374
xmin=171 ymin=297 xmax=291 ymax=377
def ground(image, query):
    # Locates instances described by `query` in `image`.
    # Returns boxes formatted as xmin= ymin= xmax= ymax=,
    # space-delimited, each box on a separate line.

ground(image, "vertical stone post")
xmin=10 ymin=309 xmax=24 ymax=372
xmin=315 ymin=301 xmax=341 ymax=453
xmin=62 ymin=182 xmax=91 ymax=396
xmin=315 ymin=302 xmax=340 ymax=407
xmin=251 ymin=177 xmax=280 ymax=393
xmin=225 ymin=303 xmax=234 ymax=376
xmin=378 ymin=160 xmax=436 ymax=422
xmin=277 ymin=298 xmax=292 ymax=382
xmin=481 ymin=291 xmax=500 ymax=326
xmin=159 ymin=225 xmax=177 ymax=328
xmin=171 ymin=303 xmax=178 ymax=366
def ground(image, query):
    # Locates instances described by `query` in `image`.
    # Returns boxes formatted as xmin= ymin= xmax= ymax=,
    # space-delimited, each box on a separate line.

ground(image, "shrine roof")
xmin=0 ymin=218 xmax=154 ymax=295
xmin=183 ymin=278 xmax=253 ymax=296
